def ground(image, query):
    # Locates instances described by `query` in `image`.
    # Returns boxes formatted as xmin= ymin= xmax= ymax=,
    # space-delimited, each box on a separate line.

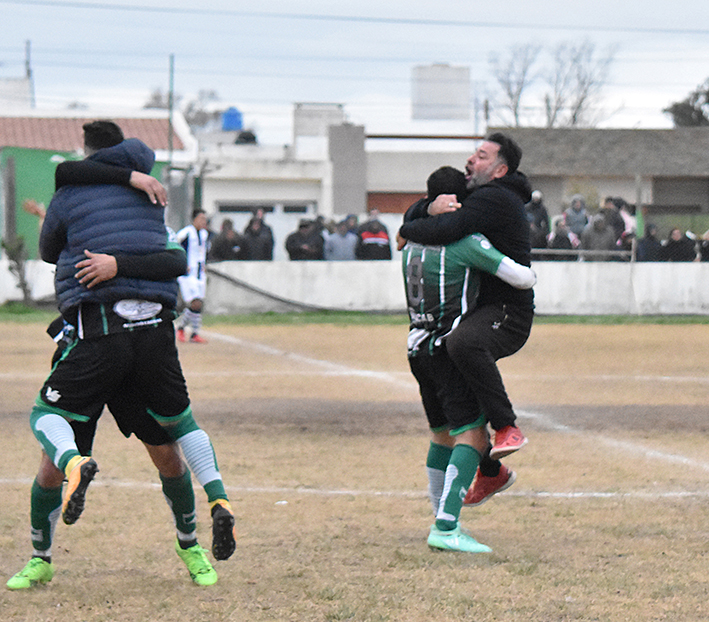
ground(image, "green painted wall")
xmin=1 ymin=147 xmax=167 ymax=259
xmin=1 ymin=147 xmax=79 ymax=258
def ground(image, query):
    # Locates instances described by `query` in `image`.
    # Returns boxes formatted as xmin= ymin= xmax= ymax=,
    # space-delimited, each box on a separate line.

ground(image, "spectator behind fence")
xmin=636 ymin=223 xmax=663 ymax=262
xmin=345 ymin=214 xmax=359 ymax=236
xmin=600 ymin=197 xmax=626 ymax=243
xmin=242 ymin=210 xmax=274 ymax=260
xmin=356 ymin=209 xmax=392 ymax=260
xmin=563 ymin=195 xmax=589 ymax=237
xmin=324 ymin=219 xmax=358 ymax=260
xmin=617 ymin=198 xmax=637 ymax=237
xmin=525 ymin=190 xmax=550 ymax=250
xmin=209 ymin=218 xmax=244 ymax=261
xmin=700 ymin=230 xmax=709 ymax=262
xmin=580 ymin=214 xmax=617 ymax=261
xmin=546 ymin=217 xmax=578 ymax=261
xmin=660 ymin=227 xmax=697 ymax=262
xmin=285 ymin=219 xmax=324 ymax=260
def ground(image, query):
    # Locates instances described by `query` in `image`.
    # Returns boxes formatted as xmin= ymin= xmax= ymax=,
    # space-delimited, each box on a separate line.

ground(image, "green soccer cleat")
xmin=6 ymin=558 xmax=54 ymax=590
xmin=427 ymin=524 xmax=492 ymax=554
xmin=175 ymin=541 xmax=218 ymax=586
xmin=62 ymin=456 xmax=99 ymax=525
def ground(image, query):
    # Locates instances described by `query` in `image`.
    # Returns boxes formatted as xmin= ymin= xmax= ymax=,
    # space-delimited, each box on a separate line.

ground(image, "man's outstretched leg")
xmin=427 ymin=420 xmax=492 ymax=554
xmin=145 ymin=443 xmax=218 ymax=586
xmin=149 ymin=413 xmax=236 ymax=561
xmin=446 ymin=305 xmax=531 ymax=459
xmin=7 ymin=453 xmax=63 ymax=590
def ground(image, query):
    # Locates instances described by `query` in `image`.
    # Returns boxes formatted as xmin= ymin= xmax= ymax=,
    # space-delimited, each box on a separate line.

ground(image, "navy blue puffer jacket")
xmin=40 ymin=138 xmax=178 ymax=313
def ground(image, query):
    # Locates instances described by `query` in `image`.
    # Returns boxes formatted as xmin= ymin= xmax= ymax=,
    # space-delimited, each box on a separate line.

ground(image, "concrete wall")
xmin=4 ymin=259 xmax=709 ymax=316
xmin=203 ymin=261 xmax=709 ymax=315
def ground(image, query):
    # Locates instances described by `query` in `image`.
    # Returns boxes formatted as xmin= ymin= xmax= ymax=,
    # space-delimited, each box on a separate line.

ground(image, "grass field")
xmin=1 ymin=317 xmax=708 ymax=621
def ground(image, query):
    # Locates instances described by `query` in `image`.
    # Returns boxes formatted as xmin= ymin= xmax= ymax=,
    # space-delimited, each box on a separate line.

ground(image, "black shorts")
xmin=70 ymin=389 xmax=172 ymax=454
xmin=408 ymin=350 xmax=484 ymax=433
xmin=40 ymin=324 xmax=188 ymax=450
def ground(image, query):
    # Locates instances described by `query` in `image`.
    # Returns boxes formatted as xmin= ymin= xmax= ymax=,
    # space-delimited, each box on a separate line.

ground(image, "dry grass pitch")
xmin=1 ymin=319 xmax=708 ymax=621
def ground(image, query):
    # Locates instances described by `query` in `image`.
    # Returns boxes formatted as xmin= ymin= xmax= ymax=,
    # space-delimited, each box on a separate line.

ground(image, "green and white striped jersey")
xmin=402 ymin=233 xmax=507 ymax=357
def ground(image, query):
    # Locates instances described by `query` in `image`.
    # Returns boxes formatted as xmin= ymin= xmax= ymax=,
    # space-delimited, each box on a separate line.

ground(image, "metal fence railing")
xmin=531 ymin=248 xmax=634 ymax=261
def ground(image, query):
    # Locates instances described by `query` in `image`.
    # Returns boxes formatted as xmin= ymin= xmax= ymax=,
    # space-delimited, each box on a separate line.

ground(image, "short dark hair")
xmin=612 ymin=197 xmax=627 ymax=210
xmin=426 ymin=166 xmax=467 ymax=203
xmin=485 ymin=132 xmax=522 ymax=174
xmin=82 ymin=120 xmax=124 ymax=151
xmin=192 ymin=209 xmax=206 ymax=220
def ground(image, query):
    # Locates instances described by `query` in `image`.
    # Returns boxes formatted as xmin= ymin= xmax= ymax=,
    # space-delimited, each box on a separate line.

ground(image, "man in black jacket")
xmin=398 ymin=132 xmax=533 ymax=507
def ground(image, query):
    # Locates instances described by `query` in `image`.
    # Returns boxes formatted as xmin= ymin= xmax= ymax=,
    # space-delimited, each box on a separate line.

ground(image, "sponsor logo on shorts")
xmin=45 ymin=387 xmax=61 ymax=403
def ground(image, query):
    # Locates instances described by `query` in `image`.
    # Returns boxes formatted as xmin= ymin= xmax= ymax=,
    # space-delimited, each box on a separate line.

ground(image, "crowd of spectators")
xmin=208 ymin=208 xmax=275 ymax=262
xmin=284 ymin=209 xmax=393 ymax=261
xmin=526 ymin=191 xmax=709 ymax=262
xmin=205 ymin=199 xmax=709 ymax=264
xmin=206 ymin=209 xmax=392 ymax=263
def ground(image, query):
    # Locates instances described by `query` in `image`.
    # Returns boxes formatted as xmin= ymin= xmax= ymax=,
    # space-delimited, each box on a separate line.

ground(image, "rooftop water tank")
xmin=222 ymin=107 xmax=243 ymax=131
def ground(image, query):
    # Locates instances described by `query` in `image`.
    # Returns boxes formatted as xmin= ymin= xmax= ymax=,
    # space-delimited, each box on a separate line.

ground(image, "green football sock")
xmin=160 ymin=471 xmax=197 ymax=546
xmin=435 ymin=444 xmax=481 ymax=532
xmin=154 ymin=411 xmax=228 ymax=504
xmin=30 ymin=479 xmax=62 ymax=558
xmin=426 ymin=442 xmax=453 ymax=515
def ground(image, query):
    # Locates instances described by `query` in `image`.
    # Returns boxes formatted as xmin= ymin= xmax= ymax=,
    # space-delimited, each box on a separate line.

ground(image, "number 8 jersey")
xmin=402 ymin=234 xmax=535 ymax=357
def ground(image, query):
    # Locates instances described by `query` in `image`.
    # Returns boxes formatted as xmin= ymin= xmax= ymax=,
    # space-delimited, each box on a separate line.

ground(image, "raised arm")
xmin=55 ymin=160 xmax=167 ymax=206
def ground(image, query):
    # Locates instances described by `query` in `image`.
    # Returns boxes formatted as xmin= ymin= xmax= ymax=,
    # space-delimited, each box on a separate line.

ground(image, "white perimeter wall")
xmin=3 ymin=259 xmax=709 ymax=316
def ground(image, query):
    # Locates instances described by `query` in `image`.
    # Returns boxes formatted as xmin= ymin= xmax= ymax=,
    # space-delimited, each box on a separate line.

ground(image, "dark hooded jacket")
xmin=40 ymin=138 xmax=178 ymax=314
xmin=399 ymin=171 xmax=534 ymax=308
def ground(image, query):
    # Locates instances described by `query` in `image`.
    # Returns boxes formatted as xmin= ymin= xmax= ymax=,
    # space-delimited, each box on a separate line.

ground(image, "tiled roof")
xmin=490 ymin=127 xmax=709 ymax=178
xmin=0 ymin=116 xmax=184 ymax=152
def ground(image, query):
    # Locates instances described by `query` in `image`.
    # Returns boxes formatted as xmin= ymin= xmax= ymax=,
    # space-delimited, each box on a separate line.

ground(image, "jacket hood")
xmin=89 ymin=138 xmax=155 ymax=174
xmin=489 ymin=171 xmax=532 ymax=204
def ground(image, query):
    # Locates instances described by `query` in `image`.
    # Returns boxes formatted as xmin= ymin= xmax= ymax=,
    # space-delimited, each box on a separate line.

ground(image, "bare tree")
xmin=566 ymin=41 xmax=615 ymax=127
xmin=144 ymin=87 xmax=182 ymax=110
xmin=543 ymin=40 xmax=616 ymax=128
xmin=183 ymin=90 xmax=222 ymax=130
xmin=489 ymin=44 xmax=541 ymax=127
xmin=543 ymin=43 xmax=576 ymax=127
xmin=488 ymin=40 xmax=615 ymax=128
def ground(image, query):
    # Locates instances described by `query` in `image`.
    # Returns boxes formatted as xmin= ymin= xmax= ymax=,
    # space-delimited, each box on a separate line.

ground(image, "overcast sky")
xmin=3 ymin=0 xmax=709 ymax=143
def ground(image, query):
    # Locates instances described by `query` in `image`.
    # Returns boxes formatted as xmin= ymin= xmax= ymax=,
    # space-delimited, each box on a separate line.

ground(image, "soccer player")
xmin=403 ymin=166 xmax=536 ymax=553
xmin=399 ymin=133 xmax=534 ymax=504
xmin=7 ymin=122 xmax=234 ymax=590
xmin=175 ymin=210 xmax=210 ymax=343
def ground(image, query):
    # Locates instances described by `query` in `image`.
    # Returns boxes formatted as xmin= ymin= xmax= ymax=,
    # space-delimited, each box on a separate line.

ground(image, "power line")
xmin=4 ymin=0 xmax=709 ymax=36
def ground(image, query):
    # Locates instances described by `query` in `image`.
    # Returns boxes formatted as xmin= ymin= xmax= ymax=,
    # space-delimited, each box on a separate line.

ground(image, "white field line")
xmin=4 ymin=330 xmax=708 ymax=500
xmin=201 ymin=330 xmax=417 ymax=390
xmin=2 ymin=369 xmax=706 ymax=385
xmin=516 ymin=409 xmax=709 ymax=473
xmin=1 ymin=477 xmax=708 ymax=501
xmin=204 ymin=329 xmax=709 ymax=475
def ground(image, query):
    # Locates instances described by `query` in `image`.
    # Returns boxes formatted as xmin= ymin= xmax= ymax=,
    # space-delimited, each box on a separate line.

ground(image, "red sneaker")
xmin=464 ymin=465 xmax=516 ymax=507
xmin=490 ymin=425 xmax=528 ymax=460
xmin=190 ymin=334 xmax=208 ymax=344
xmin=176 ymin=328 xmax=187 ymax=343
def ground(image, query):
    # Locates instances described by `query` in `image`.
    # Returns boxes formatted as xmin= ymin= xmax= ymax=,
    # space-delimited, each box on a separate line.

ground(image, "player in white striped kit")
xmin=175 ymin=210 xmax=210 ymax=343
